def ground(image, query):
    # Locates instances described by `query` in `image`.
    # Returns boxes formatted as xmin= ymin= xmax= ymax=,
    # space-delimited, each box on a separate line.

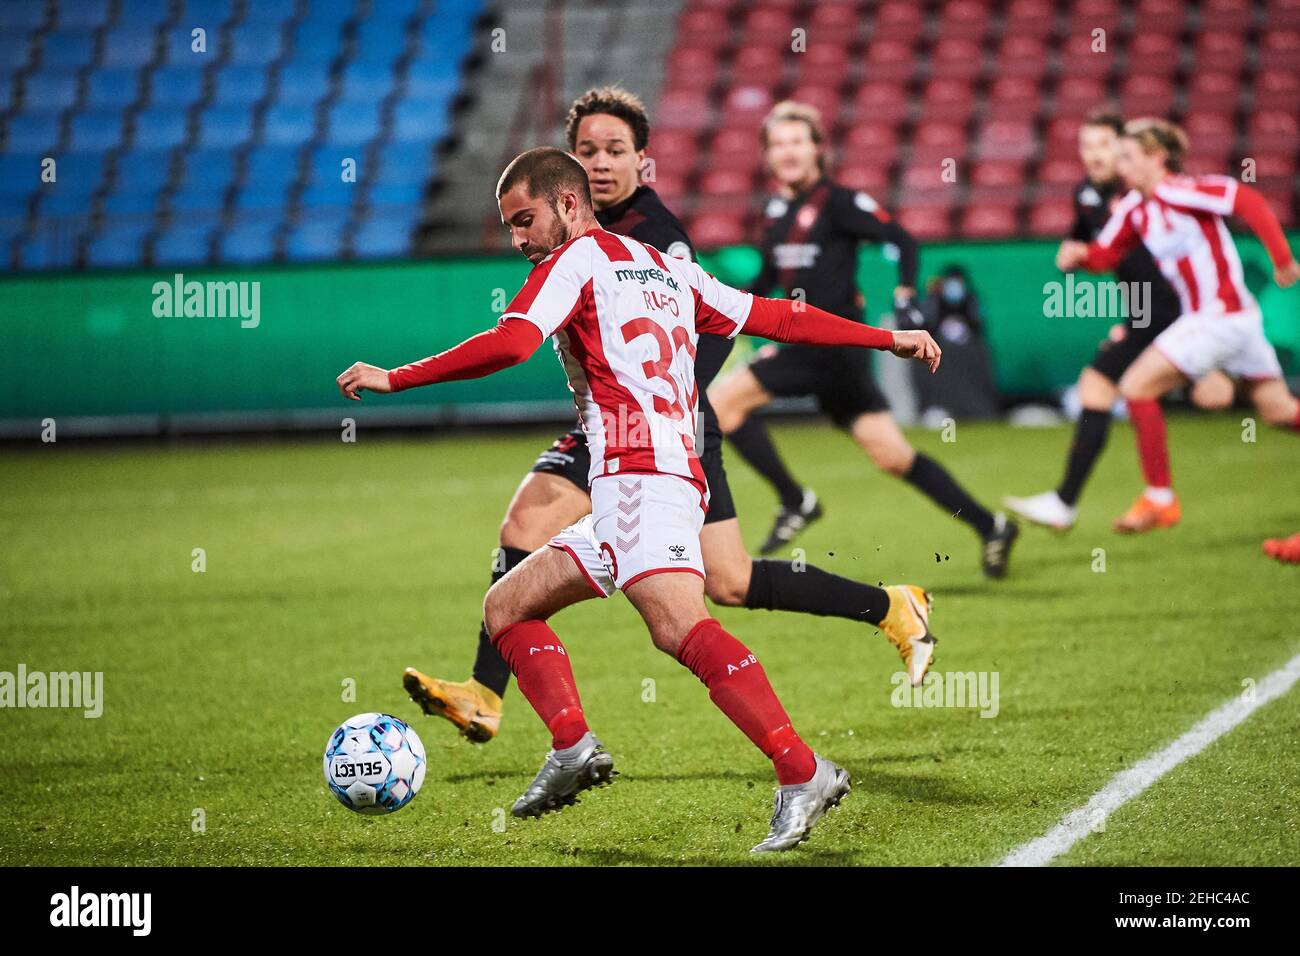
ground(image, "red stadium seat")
xmin=1039 ymin=158 xmax=1081 ymax=185
xmin=872 ymin=1 xmax=925 ymax=42
xmin=1068 ymin=0 xmax=1123 ymax=37
xmin=1200 ymin=0 xmax=1256 ymax=31
xmin=1001 ymin=0 xmax=1057 ymax=37
xmin=1125 ymin=32 xmax=1181 ymax=75
xmin=648 ymin=170 xmax=687 ymax=205
xmin=677 ymin=9 xmax=731 ymax=49
xmin=1258 ymin=31 xmax=1300 ymax=70
xmin=743 ymin=5 xmax=795 ymax=45
xmin=836 ymin=164 xmax=892 ymax=193
xmin=809 ymin=3 xmax=860 ymax=34
xmin=961 ymin=203 xmax=1019 ymax=238
xmin=862 ymin=38 xmax=917 ymax=83
xmin=1120 ymin=75 xmax=1174 ymax=115
xmin=649 ymin=129 xmax=700 ymax=163
xmin=1255 ymin=70 xmax=1300 ymax=101
xmin=928 ymin=38 xmax=985 ymax=81
xmin=1054 ymin=76 xmax=1108 ymax=117
xmin=667 ymin=48 xmax=721 ymax=90
xmin=1028 ymin=200 xmax=1075 ymax=237
xmin=911 ymin=121 xmax=969 ymax=162
xmin=849 ymin=82 xmax=910 ymax=124
xmin=898 ymin=206 xmax=953 ymax=241
xmin=936 ymin=0 xmax=992 ymax=41
xmin=657 ymin=88 xmax=713 ymax=131
xmin=688 ymin=213 xmax=747 ymax=248
xmin=921 ymin=79 xmax=978 ymax=123
xmin=795 ymin=41 xmax=851 ymax=86
xmin=1186 ymin=72 xmax=1244 ymax=113
xmin=699 ymin=168 xmax=756 ymax=197
xmin=996 ymin=35 xmax=1049 ymax=79
xmin=1184 ymin=113 xmax=1236 ymax=145
xmin=842 ymin=122 xmax=899 ymax=164
xmin=787 ymin=85 xmax=844 ymax=125
xmin=1133 ymin=0 xmax=1187 ymax=32
xmin=722 ymin=84 xmax=776 ymax=123
xmin=1058 ymin=34 xmax=1112 ymax=78
xmin=1266 ymin=0 xmax=1300 ymax=29
xmin=1193 ymin=33 xmax=1246 ymax=72
xmin=733 ymin=44 xmax=786 ymax=76
xmin=986 ymin=76 xmax=1042 ymax=121
xmin=1246 ymin=110 xmax=1300 ymax=152
xmin=975 ymin=118 xmax=1037 ymax=162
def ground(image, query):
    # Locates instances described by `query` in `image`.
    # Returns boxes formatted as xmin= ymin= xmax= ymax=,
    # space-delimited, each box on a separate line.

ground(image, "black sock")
xmin=744 ymin=558 xmax=891 ymax=625
xmin=1057 ymin=408 xmax=1112 ymax=507
xmin=903 ymin=452 xmax=996 ymax=538
xmin=471 ymin=545 xmax=530 ymax=697
xmin=727 ymin=416 xmax=805 ymax=510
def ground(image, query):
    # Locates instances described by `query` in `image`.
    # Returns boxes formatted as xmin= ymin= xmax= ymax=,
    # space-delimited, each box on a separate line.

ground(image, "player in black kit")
xmin=710 ymin=101 xmax=1019 ymax=578
xmin=402 ymin=88 xmax=943 ymax=742
xmin=1003 ymin=111 xmax=1230 ymax=531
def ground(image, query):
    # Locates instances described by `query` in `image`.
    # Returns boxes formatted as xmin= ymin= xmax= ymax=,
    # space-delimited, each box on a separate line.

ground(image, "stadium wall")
xmin=3 ymin=235 xmax=1296 ymax=437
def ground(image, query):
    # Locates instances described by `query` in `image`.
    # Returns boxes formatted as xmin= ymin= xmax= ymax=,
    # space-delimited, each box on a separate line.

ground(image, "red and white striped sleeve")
xmin=679 ymin=258 xmax=755 ymax=338
xmin=501 ymin=237 xmax=592 ymax=338
xmin=1083 ymin=190 xmax=1144 ymax=272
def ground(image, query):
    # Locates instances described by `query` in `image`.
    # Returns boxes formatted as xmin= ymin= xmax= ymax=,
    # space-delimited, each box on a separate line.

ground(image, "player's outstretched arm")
xmin=1231 ymin=185 xmax=1299 ymax=287
xmin=336 ymin=318 xmax=544 ymax=401
xmin=741 ymin=297 xmax=941 ymax=373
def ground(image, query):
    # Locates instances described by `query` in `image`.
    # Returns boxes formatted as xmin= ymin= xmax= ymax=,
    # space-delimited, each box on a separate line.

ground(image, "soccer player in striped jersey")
xmin=1057 ymin=118 xmax=1300 ymax=532
xmin=402 ymin=89 xmax=942 ymax=748
xmin=337 ymin=147 xmax=943 ymax=850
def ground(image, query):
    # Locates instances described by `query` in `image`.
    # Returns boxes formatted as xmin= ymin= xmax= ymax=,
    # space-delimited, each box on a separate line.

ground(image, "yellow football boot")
xmin=402 ymin=669 xmax=502 ymax=743
xmin=879 ymin=586 xmax=937 ymax=687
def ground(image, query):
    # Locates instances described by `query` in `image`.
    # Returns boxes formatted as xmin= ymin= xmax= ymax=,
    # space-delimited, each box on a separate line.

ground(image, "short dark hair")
xmin=1083 ymin=108 xmax=1126 ymax=136
xmin=496 ymin=146 xmax=593 ymax=209
xmin=565 ymin=86 xmax=650 ymax=152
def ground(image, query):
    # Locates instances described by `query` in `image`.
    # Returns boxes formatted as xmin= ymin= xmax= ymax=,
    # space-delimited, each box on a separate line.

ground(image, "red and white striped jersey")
xmin=502 ymin=227 xmax=753 ymax=493
xmin=1089 ymin=174 xmax=1255 ymax=318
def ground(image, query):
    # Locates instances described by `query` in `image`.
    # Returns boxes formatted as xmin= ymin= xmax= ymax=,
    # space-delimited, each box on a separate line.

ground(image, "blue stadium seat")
xmin=307 ymin=146 xmax=360 ymax=185
xmin=116 ymin=150 xmax=175 ymax=193
xmin=285 ymin=219 xmax=345 ymax=260
xmin=262 ymin=104 xmax=316 ymax=146
xmin=6 ymin=113 xmax=64 ymax=153
xmin=87 ymin=219 xmax=152 ymax=267
xmin=54 ymin=0 xmax=113 ymax=30
xmin=133 ymin=108 xmax=189 ymax=150
xmin=213 ymin=64 xmax=269 ymax=106
xmin=86 ymin=68 xmax=143 ymax=110
xmin=290 ymin=19 xmax=345 ymax=62
xmin=150 ymin=66 xmax=205 ymax=108
xmin=230 ymin=24 xmax=284 ymax=66
xmin=0 ymin=4 xmax=48 ymax=30
xmin=244 ymin=146 xmax=300 ymax=189
xmin=179 ymin=0 xmax=236 ymax=24
xmin=180 ymin=148 xmax=237 ymax=188
xmin=276 ymin=61 xmax=331 ymax=107
xmin=0 ymin=36 xmax=33 ymax=73
xmin=300 ymin=0 xmax=357 ymax=25
xmin=102 ymin=28 xmax=158 ymax=69
xmin=170 ymin=183 xmax=229 ymax=213
xmin=154 ymin=221 xmax=215 ymax=265
xmin=0 ymin=154 xmax=45 ymax=199
xmin=197 ymin=105 xmax=254 ymax=147
xmin=40 ymin=188 xmax=96 ymax=217
xmin=391 ymin=98 xmax=449 ymax=143
xmin=218 ymin=219 xmax=278 ymax=262
xmin=20 ymin=235 xmax=81 ymax=271
xmin=103 ymin=188 xmax=161 ymax=216
xmin=353 ymin=20 xmax=407 ymax=65
xmin=22 ymin=71 xmax=81 ymax=113
xmin=241 ymin=0 xmax=297 ymax=24
xmin=367 ymin=181 xmax=425 ymax=206
xmin=325 ymin=102 xmax=381 ymax=144
xmin=164 ymin=27 xmax=207 ymax=65
xmin=41 ymin=29 xmax=97 ymax=70
xmin=374 ymin=142 xmax=431 ymax=184
xmin=301 ymin=181 xmax=356 ymax=209
xmin=234 ymin=182 xmax=290 ymax=213
xmin=353 ymin=216 xmax=412 ymax=259
xmin=339 ymin=61 xmax=395 ymax=103
xmin=118 ymin=0 xmax=172 ymax=27
xmin=405 ymin=71 xmax=460 ymax=102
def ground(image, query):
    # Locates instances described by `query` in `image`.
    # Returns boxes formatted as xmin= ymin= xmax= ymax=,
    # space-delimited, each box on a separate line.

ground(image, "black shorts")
xmin=528 ymin=406 xmax=737 ymax=525
xmin=1088 ymin=297 xmax=1181 ymax=383
xmin=749 ymin=344 xmax=890 ymax=427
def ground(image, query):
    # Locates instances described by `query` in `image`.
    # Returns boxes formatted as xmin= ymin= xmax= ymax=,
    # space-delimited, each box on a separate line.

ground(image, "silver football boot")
xmin=511 ymin=731 xmax=615 ymax=818
xmin=751 ymin=754 xmax=851 ymax=852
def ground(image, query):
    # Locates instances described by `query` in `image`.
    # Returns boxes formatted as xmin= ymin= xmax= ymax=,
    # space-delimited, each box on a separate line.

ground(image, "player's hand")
xmin=890 ymin=329 xmax=941 ymax=373
xmin=1056 ymin=240 xmax=1088 ymax=271
xmin=337 ymin=362 xmax=393 ymax=401
xmin=1275 ymin=259 xmax=1300 ymax=288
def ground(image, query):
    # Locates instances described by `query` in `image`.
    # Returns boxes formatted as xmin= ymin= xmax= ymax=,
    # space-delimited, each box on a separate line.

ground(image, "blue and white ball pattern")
xmin=324 ymin=713 xmax=426 ymax=814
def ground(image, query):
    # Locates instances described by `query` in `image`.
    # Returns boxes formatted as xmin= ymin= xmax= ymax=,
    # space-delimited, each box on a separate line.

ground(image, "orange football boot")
xmin=1113 ymin=493 xmax=1181 ymax=534
xmin=402 ymin=669 xmax=501 ymax=743
xmin=1263 ymin=533 xmax=1300 ymax=564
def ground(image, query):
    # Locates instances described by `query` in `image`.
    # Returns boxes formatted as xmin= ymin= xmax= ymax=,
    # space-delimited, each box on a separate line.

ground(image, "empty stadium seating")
xmin=1 ymin=0 xmax=484 ymax=270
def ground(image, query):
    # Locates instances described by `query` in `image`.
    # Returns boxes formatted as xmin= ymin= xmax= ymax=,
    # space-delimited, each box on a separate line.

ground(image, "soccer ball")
xmin=323 ymin=712 xmax=426 ymax=815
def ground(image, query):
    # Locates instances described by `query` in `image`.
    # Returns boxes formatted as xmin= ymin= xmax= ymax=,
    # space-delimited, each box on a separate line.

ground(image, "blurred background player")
xmin=1057 ymin=118 xmax=1300 ymax=532
xmin=404 ymin=88 xmax=943 ymax=745
xmin=909 ymin=264 xmax=1000 ymax=423
xmin=338 ymin=147 xmax=944 ymax=850
xmin=709 ymin=101 xmax=1019 ymax=577
xmin=1006 ymin=111 xmax=1227 ymax=532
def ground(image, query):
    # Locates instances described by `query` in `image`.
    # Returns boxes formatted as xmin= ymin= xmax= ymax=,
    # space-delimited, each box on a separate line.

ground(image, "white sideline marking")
xmin=1000 ymin=652 xmax=1300 ymax=867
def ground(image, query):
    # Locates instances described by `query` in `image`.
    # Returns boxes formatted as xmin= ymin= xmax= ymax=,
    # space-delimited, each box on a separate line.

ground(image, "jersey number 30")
xmin=620 ymin=318 xmax=697 ymax=421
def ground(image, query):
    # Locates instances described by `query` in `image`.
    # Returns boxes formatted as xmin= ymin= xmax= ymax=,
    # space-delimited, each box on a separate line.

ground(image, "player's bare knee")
xmin=704 ymin=570 xmax=748 ymax=607
xmin=482 ymin=581 xmax=522 ymax=638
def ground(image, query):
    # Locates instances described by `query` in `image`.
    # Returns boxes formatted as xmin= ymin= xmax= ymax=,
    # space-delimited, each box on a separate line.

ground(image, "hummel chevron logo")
xmin=617 ymin=498 xmax=639 ymax=515
xmin=617 ymin=514 xmax=640 ymax=533
xmin=616 ymin=535 xmax=640 ymax=550
xmin=618 ymin=480 xmax=639 ymax=496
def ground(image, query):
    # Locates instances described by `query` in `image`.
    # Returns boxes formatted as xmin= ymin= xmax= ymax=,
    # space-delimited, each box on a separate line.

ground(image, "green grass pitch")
xmin=1 ymin=414 xmax=1296 ymax=866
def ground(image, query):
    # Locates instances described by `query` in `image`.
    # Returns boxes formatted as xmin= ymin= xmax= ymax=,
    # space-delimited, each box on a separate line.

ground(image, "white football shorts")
xmin=1153 ymin=306 xmax=1284 ymax=381
xmin=548 ymin=473 xmax=706 ymax=596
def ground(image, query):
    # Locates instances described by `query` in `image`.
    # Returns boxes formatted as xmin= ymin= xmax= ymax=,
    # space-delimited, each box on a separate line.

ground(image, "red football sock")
xmin=1291 ymin=403 xmax=1300 ymax=432
xmin=492 ymin=620 xmax=588 ymax=749
xmin=676 ymin=618 xmax=816 ymax=785
xmin=1127 ymin=398 xmax=1172 ymax=489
